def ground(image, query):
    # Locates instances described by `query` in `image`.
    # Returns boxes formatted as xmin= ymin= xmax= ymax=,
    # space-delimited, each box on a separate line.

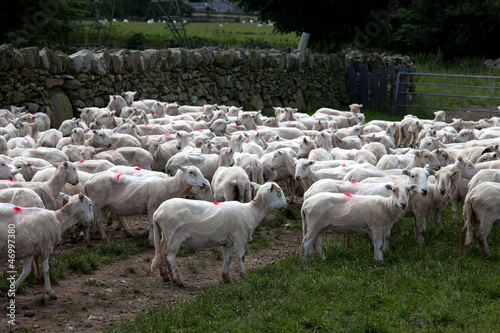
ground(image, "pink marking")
xmin=443 ymin=128 xmax=447 ymax=131
xmin=24 ymin=138 xmax=29 ymax=141
xmin=345 ymin=127 xmax=348 ymax=129
xmin=13 ymin=206 xmax=22 ymax=213
xmin=171 ymin=122 xmax=176 ymax=125
xmin=342 ymin=164 xmax=346 ymax=167
xmin=144 ymin=123 xmax=149 ymax=126
xmin=344 ymin=193 xmax=354 ymax=198
xmin=33 ymin=147 xmax=38 ymax=150
xmin=135 ymin=167 xmax=141 ymax=170
xmin=141 ymin=100 xmax=145 ymax=102
xmin=78 ymin=160 xmax=84 ymax=163
xmin=109 ymin=133 xmax=113 ymax=135
xmin=113 ymin=149 xmax=117 ymax=151
xmin=253 ymin=129 xmax=258 ymax=131
xmin=199 ymin=130 xmax=203 ymax=132
xmin=8 ymin=180 xmax=17 ymax=182
xmin=165 ymin=134 xmax=171 ymax=136
xmin=213 ymin=202 xmax=222 ymax=205
xmin=350 ymin=181 xmax=357 ymax=184
xmin=391 ymin=177 xmax=398 ymax=180
xmin=116 ymin=173 xmax=124 ymax=180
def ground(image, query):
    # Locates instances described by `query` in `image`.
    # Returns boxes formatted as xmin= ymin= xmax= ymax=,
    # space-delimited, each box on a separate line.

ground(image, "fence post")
xmin=395 ymin=66 xmax=408 ymax=116
xmin=371 ymin=67 xmax=379 ymax=110
xmin=389 ymin=61 xmax=396 ymax=115
xmin=379 ymin=66 xmax=387 ymax=110
xmin=359 ymin=65 xmax=369 ymax=107
xmin=347 ymin=67 xmax=359 ymax=103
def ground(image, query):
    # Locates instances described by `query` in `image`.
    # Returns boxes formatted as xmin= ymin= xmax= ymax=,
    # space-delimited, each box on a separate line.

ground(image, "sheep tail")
xmin=150 ymin=218 xmax=162 ymax=272
xmin=464 ymin=199 xmax=474 ymax=246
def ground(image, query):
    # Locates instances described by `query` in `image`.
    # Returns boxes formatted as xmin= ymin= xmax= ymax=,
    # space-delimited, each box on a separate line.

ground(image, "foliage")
xmin=0 ymin=0 xmax=93 ymax=47
xmin=125 ymin=32 xmax=148 ymax=50
xmin=390 ymin=0 xmax=500 ymax=59
xmin=114 ymin=0 xmax=194 ymax=19
xmin=230 ymin=0 xmax=394 ymax=53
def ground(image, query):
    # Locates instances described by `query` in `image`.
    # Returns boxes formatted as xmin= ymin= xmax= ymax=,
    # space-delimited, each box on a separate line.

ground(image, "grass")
xmin=73 ymin=20 xmax=298 ymax=50
xmin=0 ymin=232 xmax=150 ymax=296
xmin=402 ymin=53 xmax=500 ymax=119
xmin=110 ymin=208 xmax=500 ymax=332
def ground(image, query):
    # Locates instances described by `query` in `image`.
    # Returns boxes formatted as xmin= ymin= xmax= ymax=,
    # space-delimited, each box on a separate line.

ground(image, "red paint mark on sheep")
xmin=113 ymin=149 xmax=117 ymax=151
xmin=144 ymin=123 xmax=148 ymax=126
xmin=24 ymin=138 xmax=29 ymax=141
xmin=350 ymin=182 xmax=357 ymax=185
xmin=33 ymin=147 xmax=38 ymax=149
xmin=141 ymin=100 xmax=145 ymax=102
xmin=8 ymin=180 xmax=17 ymax=182
xmin=135 ymin=167 xmax=141 ymax=170
xmin=116 ymin=173 xmax=124 ymax=180
xmin=213 ymin=202 xmax=222 ymax=205
xmin=342 ymin=164 xmax=346 ymax=167
xmin=13 ymin=206 xmax=22 ymax=213
xmin=171 ymin=122 xmax=176 ymax=125
xmin=78 ymin=160 xmax=84 ymax=163
xmin=344 ymin=193 xmax=354 ymax=197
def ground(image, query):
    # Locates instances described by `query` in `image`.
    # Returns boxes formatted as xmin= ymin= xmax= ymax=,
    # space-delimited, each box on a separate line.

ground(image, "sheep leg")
xmin=312 ymin=232 xmax=325 ymax=260
xmin=117 ymin=216 xmax=133 ymax=237
xmin=477 ymin=219 xmax=493 ymax=257
xmin=460 ymin=225 xmax=468 ymax=252
xmin=148 ymin=212 xmax=156 ymax=246
xmin=14 ymin=256 xmax=33 ymax=294
xmin=94 ymin=208 xmax=108 ymax=241
xmin=234 ymin=244 xmax=247 ymax=278
xmin=372 ymin=233 xmax=384 ymax=264
xmin=40 ymin=256 xmax=57 ymax=300
xmin=165 ymin=238 xmax=184 ymax=287
xmin=434 ymin=205 xmax=444 ymax=236
xmin=32 ymin=256 xmax=42 ymax=285
xmin=300 ymin=233 xmax=316 ymax=262
xmin=413 ymin=217 xmax=426 ymax=247
xmin=221 ymin=246 xmax=232 ymax=283
xmin=450 ymin=192 xmax=460 ymax=222
xmin=345 ymin=234 xmax=353 ymax=249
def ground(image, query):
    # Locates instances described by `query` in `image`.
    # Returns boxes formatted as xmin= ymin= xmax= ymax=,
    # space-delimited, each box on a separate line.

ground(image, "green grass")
xmin=402 ymin=53 xmax=500 ymax=119
xmin=74 ymin=21 xmax=298 ymax=50
xmin=110 ymin=210 xmax=500 ymax=332
xmin=0 ymin=232 xmax=150 ymax=296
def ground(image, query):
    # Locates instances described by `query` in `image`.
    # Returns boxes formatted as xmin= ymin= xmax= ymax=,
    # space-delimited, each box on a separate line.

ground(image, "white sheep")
xmin=300 ymin=182 xmax=417 ymax=263
xmin=150 ymin=182 xmax=286 ymax=286
xmin=84 ymin=165 xmax=208 ymax=243
xmin=0 ymin=193 xmax=93 ymax=299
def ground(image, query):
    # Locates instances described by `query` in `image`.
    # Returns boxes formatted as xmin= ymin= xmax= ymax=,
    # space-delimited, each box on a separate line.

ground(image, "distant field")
xmin=74 ymin=20 xmax=299 ymax=50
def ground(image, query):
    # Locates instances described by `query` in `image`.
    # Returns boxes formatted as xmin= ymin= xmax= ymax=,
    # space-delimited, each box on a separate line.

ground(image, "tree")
xmin=0 ymin=0 xmax=92 ymax=47
xmin=230 ymin=0 xmax=395 ymax=52
xmin=391 ymin=0 xmax=500 ymax=59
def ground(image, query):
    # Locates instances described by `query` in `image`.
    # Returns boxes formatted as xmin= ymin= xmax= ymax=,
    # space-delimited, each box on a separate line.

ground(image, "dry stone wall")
xmin=0 ymin=44 xmax=412 ymax=127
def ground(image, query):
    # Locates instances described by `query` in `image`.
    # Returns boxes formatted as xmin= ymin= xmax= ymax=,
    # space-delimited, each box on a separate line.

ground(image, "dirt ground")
xmin=1 ymin=200 xmax=331 ymax=332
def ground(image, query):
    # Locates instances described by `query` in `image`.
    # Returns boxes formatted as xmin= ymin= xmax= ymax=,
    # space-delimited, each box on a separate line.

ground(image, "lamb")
xmin=9 ymin=147 xmax=69 ymax=165
xmin=56 ymin=127 xmax=86 ymax=149
xmin=0 ymin=194 xmax=93 ymax=299
xmin=461 ymin=181 xmax=500 ymax=257
xmin=468 ymin=169 xmax=500 ymax=192
xmin=84 ymin=165 xmax=207 ymax=243
xmin=150 ymin=182 xmax=286 ymax=286
xmin=84 ymin=129 xmax=113 ymax=149
xmin=62 ymin=145 xmax=97 ymax=162
xmin=212 ymin=163 xmax=253 ymax=203
xmin=0 ymin=188 xmax=44 ymax=208
xmin=0 ymin=161 xmax=79 ymax=210
xmin=300 ymin=182 xmax=417 ymax=263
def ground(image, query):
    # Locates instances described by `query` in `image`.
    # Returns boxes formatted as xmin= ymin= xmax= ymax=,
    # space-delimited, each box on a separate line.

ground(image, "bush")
xmin=126 ymin=32 xmax=148 ymax=50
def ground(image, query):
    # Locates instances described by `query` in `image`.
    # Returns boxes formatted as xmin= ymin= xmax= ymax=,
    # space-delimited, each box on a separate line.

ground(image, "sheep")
xmin=212 ymin=164 xmax=253 ymax=203
xmin=0 ymin=193 xmax=93 ymax=299
xmin=234 ymin=152 xmax=265 ymax=185
xmin=7 ymin=136 xmax=37 ymax=150
xmin=461 ymin=181 xmax=500 ymax=257
xmin=0 ymin=161 xmax=79 ymax=210
xmin=9 ymin=147 xmax=69 ymax=166
xmin=0 ymin=161 xmax=21 ymax=180
xmin=74 ymin=159 xmax=115 ymax=173
xmin=58 ymin=118 xmax=81 ymax=137
xmin=56 ymin=127 xmax=86 ymax=149
xmin=468 ymin=169 xmax=500 ymax=192
xmin=0 ymin=188 xmax=44 ymax=208
xmin=300 ymin=182 xmax=417 ymax=263
xmin=62 ymin=145 xmax=97 ymax=162
xmin=150 ymin=182 xmax=286 ymax=286
xmin=165 ymin=151 xmax=220 ymax=182
xmin=84 ymin=165 xmax=208 ymax=243
xmin=85 ymin=129 xmax=113 ymax=149
xmin=95 ymin=147 xmax=154 ymax=170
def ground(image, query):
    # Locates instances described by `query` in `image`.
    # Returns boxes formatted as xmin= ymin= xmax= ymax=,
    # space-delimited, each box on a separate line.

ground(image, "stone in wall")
xmin=47 ymin=88 xmax=73 ymax=128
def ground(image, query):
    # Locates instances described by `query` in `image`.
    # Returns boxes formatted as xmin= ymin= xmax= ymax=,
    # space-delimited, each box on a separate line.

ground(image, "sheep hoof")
xmin=221 ymin=272 xmax=231 ymax=283
xmin=48 ymin=292 xmax=58 ymax=300
xmin=173 ymin=280 xmax=184 ymax=288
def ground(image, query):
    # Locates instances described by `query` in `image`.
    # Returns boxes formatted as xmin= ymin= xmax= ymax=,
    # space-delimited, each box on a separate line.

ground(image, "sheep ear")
xmin=458 ymin=156 xmax=464 ymax=163
xmin=385 ymin=184 xmax=393 ymax=191
xmin=408 ymin=185 xmax=418 ymax=193
xmin=78 ymin=193 xmax=85 ymax=202
xmin=307 ymin=160 xmax=315 ymax=166
xmin=63 ymin=161 xmax=68 ymax=168
xmin=402 ymin=169 xmax=410 ymax=176
xmin=250 ymin=182 xmax=260 ymax=192
xmin=452 ymin=170 xmax=461 ymax=178
xmin=176 ymin=164 xmax=187 ymax=173
xmin=269 ymin=183 xmax=276 ymax=192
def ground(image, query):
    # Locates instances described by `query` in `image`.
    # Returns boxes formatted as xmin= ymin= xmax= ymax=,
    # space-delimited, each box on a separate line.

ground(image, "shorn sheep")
xmin=0 ymin=194 xmax=93 ymax=300
xmin=151 ymin=182 xmax=286 ymax=287
xmin=300 ymin=182 xmax=418 ymax=263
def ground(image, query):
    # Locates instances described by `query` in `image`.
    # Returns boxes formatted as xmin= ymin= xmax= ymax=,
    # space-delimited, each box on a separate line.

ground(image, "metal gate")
xmin=393 ymin=72 xmax=500 ymax=117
